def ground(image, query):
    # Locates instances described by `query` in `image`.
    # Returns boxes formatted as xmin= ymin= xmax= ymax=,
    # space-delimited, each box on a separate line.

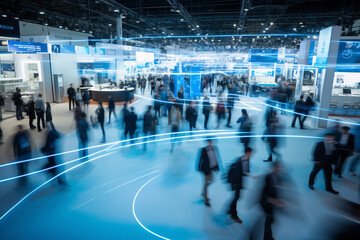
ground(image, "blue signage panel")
xmin=190 ymin=67 xmax=201 ymax=99
xmin=105 ymin=49 xmax=116 ymax=56
xmin=315 ymin=27 xmax=332 ymax=67
xmin=249 ymin=49 xmax=278 ymax=63
xmin=8 ymin=40 xmax=48 ymax=53
xmin=307 ymin=41 xmax=315 ymax=65
xmin=60 ymin=45 xmax=75 ymax=54
xmin=95 ymin=48 xmax=105 ymax=55
xmin=0 ymin=18 xmax=20 ymax=38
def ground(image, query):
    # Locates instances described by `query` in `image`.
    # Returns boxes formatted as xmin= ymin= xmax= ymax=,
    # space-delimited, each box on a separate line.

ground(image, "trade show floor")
xmin=0 ymin=94 xmax=359 ymax=240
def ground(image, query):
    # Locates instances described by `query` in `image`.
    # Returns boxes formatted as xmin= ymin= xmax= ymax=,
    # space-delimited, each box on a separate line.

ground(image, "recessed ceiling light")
xmin=45 ymin=23 xmax=48 ymax=26
xmin=15 ymin=17 xmax=19 ymax=20
xmin=114 ymin=9 xmax=120 ymax=13
xmin=233 ymin=24 xmax=236 ymax=27
xmin=89 ymin=31 xmax=93 ymax=33
xmin=265 ymin=28 xmax=269 ymax=30
xmin=244 ymin=8 xmax=249 ymax=12
xmin=2 ymin=14 xmax=7 ymax=17
xmin=65 ymin=27 xmax=68 ymax=30
xmin=270 ymin=22 xmax=274 ymax=25
xmin=293 ymin=28 xmax=297 ymax=31
xmin=136 ymin=20 xmax=140 ymax=23
xmin=39 ymin=11 xmax=45 ymax=15
xmin=122 ymin=15 xmax=126 ymax=19
xmin=59 ymin=26 xmax=63 ymax=28
xmin=82 ymin=30 xmax=85 ymax=32
xmin=108 ymin=23 xmax=112 ymax=26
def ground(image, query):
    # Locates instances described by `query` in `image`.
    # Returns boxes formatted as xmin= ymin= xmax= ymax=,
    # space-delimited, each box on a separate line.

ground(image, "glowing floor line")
xmin=132 ymin=175 xmax=171 ymax=240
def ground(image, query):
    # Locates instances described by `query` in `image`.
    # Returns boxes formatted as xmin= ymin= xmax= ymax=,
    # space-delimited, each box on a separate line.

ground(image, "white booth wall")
xmin=13 ymin=53 xmax=52 ymax=102
xmin=50 ymin=54 xmax=79 ymax=92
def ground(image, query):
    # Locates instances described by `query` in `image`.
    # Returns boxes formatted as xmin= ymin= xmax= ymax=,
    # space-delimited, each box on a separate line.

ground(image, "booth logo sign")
xmin=0 ymin=25 xmax=14 ymax=30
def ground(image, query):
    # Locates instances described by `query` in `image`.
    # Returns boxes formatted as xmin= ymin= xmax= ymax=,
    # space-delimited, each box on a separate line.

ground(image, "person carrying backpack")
xmin=227 ymin=147 xmax=253 ymax=223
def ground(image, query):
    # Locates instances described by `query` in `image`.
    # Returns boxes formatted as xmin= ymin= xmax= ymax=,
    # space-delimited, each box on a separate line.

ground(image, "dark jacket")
xmin=304 ymin=96 xmax=314 ymax=112
xmin=337 ymin=133 xmax=355 ymax=154
xmin=185 ymin=106 xmax=197 ymax=122
xmin=67 ymin=87 xmax=76 ymax=99
xmin=143 ymin=111 xmax=155 ymax=133
xmin=28 ymin=101 xmax=36 ymax=119
xmin=197 ymin=146 xmax=220 ymax=175
xmin=294 ymin=99 xmax=306 ymax=113
xmin=77 ymin=118 xmax=89 ymax=141
xmin=313 ymin=141 xmax=335 ymax=164
xmin=43 ymin=129 xmax=60 ymax=154
xmin=13 ymin=130 xmax=31 ymax=157
xmin=96 ymin=107 xmax=105 ymax=123
xmin=108 ymin=98 xmax=115 ymax=109
xmin=228 ymin=157 xmax=249 ymax=190
xmin=125 ymin=111 xmax=137 ymax=132
xmin=46 ymin=107 xmax=52 ymax=122
xmin=260 ymin=173 xmax=278 ymax=213
xmin=12 ymin=92 xmax=22 ymax=106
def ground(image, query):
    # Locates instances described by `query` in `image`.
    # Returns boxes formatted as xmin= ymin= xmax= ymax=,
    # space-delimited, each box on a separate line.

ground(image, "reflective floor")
xmin=0 ymin=96 xmax=359 ymax=240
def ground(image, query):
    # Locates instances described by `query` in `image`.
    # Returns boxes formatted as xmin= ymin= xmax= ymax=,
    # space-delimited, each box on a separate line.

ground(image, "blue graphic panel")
xmin=336 ymin=40 xmax=360 ymax=72
xmin=190 ymin=67 xmax=201 ymax=99
xmin=8 ymin=40 xmax=48 ymax=53
xmin=249 ymin=49 xmax=278 ymax=63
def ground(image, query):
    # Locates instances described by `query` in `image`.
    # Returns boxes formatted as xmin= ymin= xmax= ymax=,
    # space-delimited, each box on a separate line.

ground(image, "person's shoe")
xmin=231 ymin=215 xmax=243 ymax=224
xmin=291 ymin=125 xmax=295 ymax=128
xmin=263 ymin=158 xmax=272 ymax=162
xmin=308 ymin=185 xmax=314 ymax=190
xmin=38 ymin=129 xmax=42 ymax=132
xmin=204 ymin=201 xmax=211 ymax=207
xmin=349 ymin=170 xmax=357 ymax=176
xmin=326 ymin=189 xmax=339 ymax=195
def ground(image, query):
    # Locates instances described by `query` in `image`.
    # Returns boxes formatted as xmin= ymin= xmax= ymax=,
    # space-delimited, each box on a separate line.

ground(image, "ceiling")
xmin=1 ymin=0 xmax=360 ymax=49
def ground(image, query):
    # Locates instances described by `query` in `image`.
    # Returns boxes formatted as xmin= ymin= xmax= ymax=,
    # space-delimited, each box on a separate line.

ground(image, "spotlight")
xmin=2 ymin=14 xmax=7 ymax=17
xmin=39 ymin=11 xmax=45 ymax=15
xmin=114 ymin=9 xmax=120 ymax=13
xmin=136 ymin=20 xmax=140 ymax=23
xmin=270 ymin=22 xmax=273 ymax=25
xmin=244 ymin=8 xmax=249 ymax=11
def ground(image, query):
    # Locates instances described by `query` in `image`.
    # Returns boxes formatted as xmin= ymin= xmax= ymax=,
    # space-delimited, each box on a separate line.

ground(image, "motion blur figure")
xmin=35 ymin=93 xmax=46 ymax=132
xmin=349 ymin=125 xmax=360 ymax=176
xmin=185 ymin=101 xmax=197 ymax=131
xmin=77 ymin=112 xmax=90 ymax=161
xmin=28 ymin=99 xmax=36 ymax=130
xmin=41 ymin=123 xmax=66 ymax=184
xmin=197 ymin=139 xmax=222 ymax=206
xmin=120 ymin=103 xmax=130 ymax=129
xmin=260 ymin=161 xmax=285 ymax=240
xmin=226 ymin=83 xmax=237 ymax=127
xmin=107 ymin=96 xmax=117 ymax=124
xmin=170 ymin=106 xmax=181 ymax=152
xmin=237 ymin=109 xmax=252 ymax=148
xmin=13 ymin=125 xmax=31 ymax=185
xmin=143 ymin=106 xmax=156 ymax=151
xmin=226 ymin=147 xmax=252 ymax=223
xmin=202 ymin=95 xmax=212 ymax=129
xmin=96 ymin=102 xmax=106 ymax=143
xmin=301 ymin=93 xmax=315 ymax=125
xmin=45 ymin=102 xmax=55 ymax=130
xmin=264 ymin=110 xmax=280 ymax=162
xmin=124 ymin=107 xmax=137 ymax=144
xmin=291 ymin=95 xmax=305 ymax=129
xmin=308 ymin=132 xmax=339 ymax=194
xmin=334 ymin=126 xmax=354 ymax=178
xmin=215 ymin=94 xmax=226 ymax=129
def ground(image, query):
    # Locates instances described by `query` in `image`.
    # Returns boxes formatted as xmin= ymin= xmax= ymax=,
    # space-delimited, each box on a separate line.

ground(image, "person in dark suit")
xmin=67 ymin=84 xmax=76 ymax=111
xmin=96 ymin=102 xmax=105 ymax=143
xmin=197 ymin=139 xmax=222 ymax=206
xmin=334 ymin=126 xmax=355 ymax=178
xmin=291 ymin=95 xmax=305 ymax=129
xmin=77 ymin=112 xmax=90 ymax=161
xmin=202 ymin=95 xmax=211 ymax=129
xmin=301 ymin=93 xmax=314 ymax=125
xmin=227 ymin=147 xmax=252 ymax=223
xmin=308 ymin=133 xmax=339 ymax=194
xmin=13 ymin=125 xmax=31 ymax=185
xmin=260 ymin=161 xmax=285 ymax=240
xmin=12 ymin=88 xmax=24 ymax=120
xmin=124 ymin=106 xmax=137 ymax=144
xmin=107 ymin=96 xmax=117 ymax=124
xmin=28 ymin=100 xmax=36 ymax=130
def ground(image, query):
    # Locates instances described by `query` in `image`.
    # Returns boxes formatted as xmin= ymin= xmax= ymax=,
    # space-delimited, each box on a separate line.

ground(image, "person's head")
xmin=309 ymin=92 xmax=314 ymax=98
xmin=300 ymin=95 xmax=304 ymax=100
xmin=147 ymin=105 xmax=152 ymax=112
xmin=244 ymin=146 xmax=252 ymax=159
xmin=241 ymin=109 xmax=248 ymax=117
xmin=341 ymin=126 xmax=350 ymax=134
xmin=77 ymin=88 xmax=80 ymax=92
xmin=70 ymin=83 xmax=73 ymax=87
xmin=206 ymin=139 xmax=213 ymax=146
xmin=98 ymin=102 xmax=103 ymax=107
xmin=16 ymin=88 xmax=20 ymax=92
xmin=80 ymin=112 xmax=86 ymax=119
xmin=38 ymin=93 xmax=42 ymax=98
xmin=17 ymin=124 xmax=24 ymax=131
xmin=46 ymin=102 xmax=51 ymax=109
xmin=324 ymin=133 xmax=335 ymax=143
xmin=130 ymin=106 xmax=135 ymax=112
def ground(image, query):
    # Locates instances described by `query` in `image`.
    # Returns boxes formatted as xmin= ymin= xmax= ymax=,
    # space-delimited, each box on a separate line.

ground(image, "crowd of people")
xmin=3 ymin=74 xmax=359 ymax=240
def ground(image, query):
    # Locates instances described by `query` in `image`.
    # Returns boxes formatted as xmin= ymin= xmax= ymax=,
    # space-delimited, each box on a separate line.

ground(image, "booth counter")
xmin=89 ymin=87 xmax=135 ymax=102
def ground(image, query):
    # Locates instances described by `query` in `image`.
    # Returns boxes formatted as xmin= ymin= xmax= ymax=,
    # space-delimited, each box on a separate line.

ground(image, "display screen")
xmin=336 ymin=40 xmax=360 ymax=72
xmin=60 ymin=45 xmax=75 ymax=54
xmin=136 ymin=51 xmax=154 ymax=68
xmin=76 ymin=46 xmax=90 ymax=55
xmin=343 ymin=88 xmax=351 ymax=94
xmin=249 ymin=49 xmax=278 ymax=63
xmin=8 ymin=40 xmax=48 ymax=53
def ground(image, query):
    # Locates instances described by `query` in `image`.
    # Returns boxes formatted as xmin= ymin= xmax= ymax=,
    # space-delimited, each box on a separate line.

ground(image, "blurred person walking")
xmin=301 ymin=93 xmax=315 ymax=125
xmin=41 ymin=123 xmax=66 ymax=184
xmin=177 ymin=87 xmax=185 ymax=119
xmin=197 ymin=138 xmax=222 ymax=206
xmin=263 ymin=110 xmax=280 ymax=162
xmin=82 ymin=90 xmax=90 ymax=110
xmin=108 ymin=96 xmax=117 ymax=124
xmin=35 ymin=93 xmax=46 ymax=132
xmin=143 ymin=106 xmax=156 ymax=151
xmin=67 ymin=83 xmax=76 ymax=111
xmin=13 ymin=125 xmax=31 ymax=185
xmin=96 ymin=102 xmax=106 ymax=143
xmin=76 ymin=88 xmax=82 ymax=103
xmin=227 ymin=147 xmax=253 ymax=223
xmin=349 ymin=126 xmax=360 ymax=176
xmin=124 ymin=107 xmax=138 ymax=144
xmin=45 ymin=102 xmax=55 ymax=131
xmin=334 ymin=126 xmax=354 ymax=178
xmin=12 ymin=87 xmax=24 ymax=120
xmin=237 ymin=109 xmax=252 ymax=148
xmin=291 ymin=95 xmax=305 ymax=129
xmin=215 ymin=94 xmax=226 ymax=129
xmin=77 ymin=112 xmax=90 ymax=161
xmin=202 ymin=95 xmax=212 ymax=129
xmin=28 ymin=100 xmax=36 ymax=130
xmin=308 ymin=133 xmax=339 ymax=194
xmin=185 ymin=101 xmax=197 ymax=131
xmin=170 ymin=106 xmax=181 ymax=152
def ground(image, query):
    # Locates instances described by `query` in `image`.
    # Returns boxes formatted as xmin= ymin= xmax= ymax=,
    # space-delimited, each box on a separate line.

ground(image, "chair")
xmin=352 ymin=105 xmax=360 ymax=116
xmin=329 ymin=103 xmax=337 ymax=115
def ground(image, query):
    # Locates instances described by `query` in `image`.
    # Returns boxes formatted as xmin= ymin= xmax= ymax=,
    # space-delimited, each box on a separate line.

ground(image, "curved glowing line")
xmin=0 ymin=134 xmax=323 ymax=221
xmin=0 ymin=131 xmax=238 ymax=182
xmin=0 ymin=129 xmax=233 ymax=168
xmin=132 ymin=175 xmax=170 ymax=240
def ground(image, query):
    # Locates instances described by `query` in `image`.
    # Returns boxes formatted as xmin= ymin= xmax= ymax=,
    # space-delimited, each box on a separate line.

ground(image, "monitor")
xmin=343 ymin=88 xmax=351 ymax=94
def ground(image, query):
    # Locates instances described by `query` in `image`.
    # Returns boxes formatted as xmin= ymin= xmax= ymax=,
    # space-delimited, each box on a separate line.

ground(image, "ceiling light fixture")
xmin=39 ymin=11 xmax=45 ymax=15
xmin=244 ymin=8 xmax=249 ymax=12
xmin=270 ymin=22 xmax=274 ymax=25
xmin=2 ymin=14 xmax=7 ymax=17
xmin=114 ymin=9 xmax=120 ymax=13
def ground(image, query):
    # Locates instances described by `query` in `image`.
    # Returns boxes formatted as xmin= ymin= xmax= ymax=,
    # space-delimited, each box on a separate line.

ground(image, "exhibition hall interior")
xmin=0 ymin=0 xmax=360 ymax=239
